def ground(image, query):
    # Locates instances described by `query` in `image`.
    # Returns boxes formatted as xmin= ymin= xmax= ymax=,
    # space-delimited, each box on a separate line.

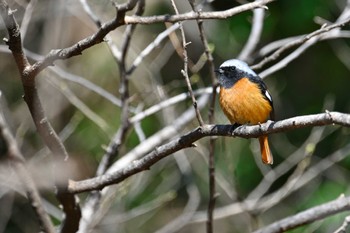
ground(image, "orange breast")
xmin=219 ymin=77 xmax=272 ymax=125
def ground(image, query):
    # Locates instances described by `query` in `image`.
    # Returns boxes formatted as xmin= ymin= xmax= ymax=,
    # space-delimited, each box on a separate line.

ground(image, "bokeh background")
xmin=1 ymin=0 xmax=350 ymax=232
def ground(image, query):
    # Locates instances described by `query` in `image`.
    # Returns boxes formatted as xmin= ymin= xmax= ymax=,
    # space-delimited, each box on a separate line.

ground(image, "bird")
xmin=216 ymin=59 xmax=274 ymax=164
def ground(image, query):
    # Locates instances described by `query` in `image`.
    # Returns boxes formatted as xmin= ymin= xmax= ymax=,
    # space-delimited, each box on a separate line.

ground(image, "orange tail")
xmin=258 ymin=136 xmax=273 ymax=165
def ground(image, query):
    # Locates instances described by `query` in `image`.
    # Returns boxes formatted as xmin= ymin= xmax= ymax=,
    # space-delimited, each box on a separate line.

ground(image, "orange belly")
xmin=219 ymin=77 xmax=272 ymax=125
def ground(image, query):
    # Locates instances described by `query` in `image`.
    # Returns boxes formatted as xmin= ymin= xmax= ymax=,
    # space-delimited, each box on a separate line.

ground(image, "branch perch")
xmin=68 ymin=111 xmax=350 ymax=194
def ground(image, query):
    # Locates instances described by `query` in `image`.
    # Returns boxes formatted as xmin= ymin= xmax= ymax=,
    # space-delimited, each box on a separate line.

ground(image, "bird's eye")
xmin=229 ymin=66 xmax=236 ymax=72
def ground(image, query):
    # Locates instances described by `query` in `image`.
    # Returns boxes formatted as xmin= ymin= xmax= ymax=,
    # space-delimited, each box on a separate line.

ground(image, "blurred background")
xmin=1 ymin=0 xmax=350 ymax=232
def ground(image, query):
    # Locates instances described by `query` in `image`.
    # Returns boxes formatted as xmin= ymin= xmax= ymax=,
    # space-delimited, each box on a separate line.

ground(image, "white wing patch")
xmin=265 ymin=90 xmax=272 ymax=102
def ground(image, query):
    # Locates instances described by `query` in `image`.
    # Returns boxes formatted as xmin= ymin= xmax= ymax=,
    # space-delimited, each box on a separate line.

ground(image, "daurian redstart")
xmin=216 ymin=59 xmax=274 ymax=164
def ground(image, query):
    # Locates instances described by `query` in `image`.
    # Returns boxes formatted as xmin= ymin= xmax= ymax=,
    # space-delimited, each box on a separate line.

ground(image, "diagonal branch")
xmin=30 ymin=0 xmax=139 ymax=76
xmin=252 ymin=17 xmax=350 ymax=71
xmin=0 ymin=100 xmax=55 ymax=233
xmin=67 ymin=111 xmax=350 ymax=194
xmin=253 ymin=195 xmax=350 ymax=233
xmin=0 ymin=1 xmax=81 ymax=232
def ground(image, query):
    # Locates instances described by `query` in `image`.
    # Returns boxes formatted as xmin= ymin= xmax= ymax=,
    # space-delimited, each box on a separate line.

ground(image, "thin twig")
xmin=106 ymin=94 xmax=210 ymax=175
xmin=29 ymin=0 xmax=139 ymax=76
xmin=171 ymin=0 xmax=204 ymax=126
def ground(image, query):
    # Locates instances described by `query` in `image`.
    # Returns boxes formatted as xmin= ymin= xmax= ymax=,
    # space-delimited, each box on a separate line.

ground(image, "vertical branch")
xmin=187 ymin=1 xmax=218 ymax=232
xmin=0 ymin=1 xmax=81 ymax=232
xmin=96 ymin=0 xmax=145 ymax=177
xmin=23 ymin=84 xmax=69 ymax=160
xmin=170 ymin=0 xmax=204 ymax=126
xmin=78 ymin=1 xmax=144 ymax=232
xmin=0 ymin=0 xmax=30 ymax=70
xmin=206 ymin=134 xmax=217 ymax=233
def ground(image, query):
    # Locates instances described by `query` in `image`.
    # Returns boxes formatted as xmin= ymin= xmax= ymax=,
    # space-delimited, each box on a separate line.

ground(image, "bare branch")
xmin=68 ymin=111 xmax=350 ymax=194
xmin=171 ymin=0 xmax=204 ymax=126
xmin=186 ymin=1 xmax=218 ymax=231
xmin=0 ymin=0 xmax=30 ymax=71
xmin=124 ymin=0 xmax=275 ymax=24
xmin=96 ymin=0 xmax=145 ymax=177
xmin=0 ymin=1 xmax=81 ymax=232
xmin=30 ymin=0 xmax=139 ymax=76
xmin=253 ymin=195 xmax=350 ymax=233
xmin=0 ymin=0 xmax=69 ymax=160
xmin=6 ymin=0 xmax=275 ymax=77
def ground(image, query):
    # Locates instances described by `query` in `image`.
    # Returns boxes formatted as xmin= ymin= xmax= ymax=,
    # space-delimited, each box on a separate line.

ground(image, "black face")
xmin=216 ymin=65 xmax=244 ymax=89
xmin=216 ymin=66 xmax=236 ymax=77
xmin=220 ymin=66 xmax=236 ymax=73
